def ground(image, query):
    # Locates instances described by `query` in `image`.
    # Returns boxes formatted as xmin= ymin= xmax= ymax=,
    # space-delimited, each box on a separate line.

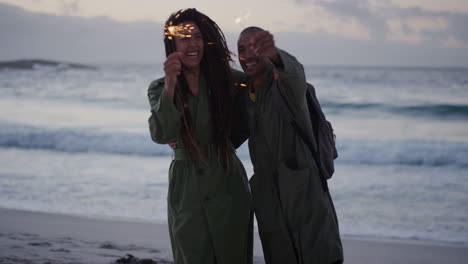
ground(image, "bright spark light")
xmin=164 ymin=24 xmax=193 ymax=39
xmin=234 ymin=12 xmax=251 ymax=27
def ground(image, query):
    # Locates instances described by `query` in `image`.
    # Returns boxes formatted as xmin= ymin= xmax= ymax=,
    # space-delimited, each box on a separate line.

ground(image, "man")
xmin=237 ymin=27 xmax=343 ymax=264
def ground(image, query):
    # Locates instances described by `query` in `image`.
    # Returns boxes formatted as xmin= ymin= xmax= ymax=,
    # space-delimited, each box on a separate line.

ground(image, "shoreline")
xmin=1 ymin=207 xmax=467 ymax=263
xmin=2 ymin=205 xmax=465 ymax=248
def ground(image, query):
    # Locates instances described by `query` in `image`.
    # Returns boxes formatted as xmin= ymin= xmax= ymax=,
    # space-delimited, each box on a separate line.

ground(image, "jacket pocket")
xmin=277 ymin=162 xmax=311 ymax=229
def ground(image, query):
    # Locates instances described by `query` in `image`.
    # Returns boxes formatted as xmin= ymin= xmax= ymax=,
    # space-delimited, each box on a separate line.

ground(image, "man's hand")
xmin=252 ymin=31 xmax=280 ymax=65
xmin=163 ymin=52 xmax=182 ymax=100
xmin=168 ymin=140 xmax=177 ymax=149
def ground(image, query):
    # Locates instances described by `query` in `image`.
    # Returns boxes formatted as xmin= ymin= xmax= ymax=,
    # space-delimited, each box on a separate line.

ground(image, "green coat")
xmin=147 ymin=71 xmax=253 ymax=264
xmin=245 ymin=50 xmax=344 ymax=264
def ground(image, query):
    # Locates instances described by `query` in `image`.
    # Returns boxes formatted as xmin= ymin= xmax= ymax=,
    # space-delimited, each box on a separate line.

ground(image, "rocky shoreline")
xmin=0 ymin=59 xmax=97 ymax=70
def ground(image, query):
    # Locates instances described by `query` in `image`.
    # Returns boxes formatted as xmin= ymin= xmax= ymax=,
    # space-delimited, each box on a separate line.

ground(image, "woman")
xmin=147 ymin=9 xmax=252 ymax=264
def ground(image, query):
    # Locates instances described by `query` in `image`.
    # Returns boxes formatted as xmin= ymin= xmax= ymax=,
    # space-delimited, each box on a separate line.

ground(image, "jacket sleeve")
xmin=275 ymin=49 xmax=308 ymax=114
xmin=147 ymin=78 xmax=181 ymax=144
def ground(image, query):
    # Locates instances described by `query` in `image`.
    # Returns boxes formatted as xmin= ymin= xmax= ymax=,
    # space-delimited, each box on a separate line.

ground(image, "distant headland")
xmin=0 ymin=59 xmax=97 ymax=71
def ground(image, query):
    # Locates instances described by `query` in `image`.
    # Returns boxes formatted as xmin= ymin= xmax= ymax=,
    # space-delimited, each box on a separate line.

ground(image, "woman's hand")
xmin=163 ymin=52 xmax=182 ymax=100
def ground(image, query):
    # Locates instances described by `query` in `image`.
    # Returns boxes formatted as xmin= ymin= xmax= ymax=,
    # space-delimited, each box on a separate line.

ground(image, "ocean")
xmin=1 ymin=63 xmax=467 ymax=245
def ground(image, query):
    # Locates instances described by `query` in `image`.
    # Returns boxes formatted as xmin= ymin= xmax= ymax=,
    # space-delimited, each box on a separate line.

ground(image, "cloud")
xmin=381 ymin=0 xmax=468 ymax=14
xmin=291 ymin=0 xmax=468 ymax=48
xmin=386 ymin=16 xmax=448 ymax=45
xmin=1 ymin=2 xmax=467 ymax=66
xmin=290 ymin=0 xmax=390 ymax=40
xmin=386 ymin=20 xmax=423 ymax=44
xmin=0 ymin=3 xmax=164 ymax=63
xmin=443 ymin=36 xmax=468 ymax=48
xmin=59 ymin=0 xmax=79 ymax=15
xmin=323 ymin=16 xmax=372 ymax=40
xmin=284 ymin=1 xmax=373 ymax=40
xmin=264 ymin=30 xmax=468 ymax=67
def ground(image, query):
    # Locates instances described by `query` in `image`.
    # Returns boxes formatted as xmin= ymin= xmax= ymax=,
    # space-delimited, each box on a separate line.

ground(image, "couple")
xmin=147 ymin=8 xmax=343 ymax=264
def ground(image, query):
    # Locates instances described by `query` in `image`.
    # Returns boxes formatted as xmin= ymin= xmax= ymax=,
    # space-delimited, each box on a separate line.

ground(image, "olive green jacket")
xmin=147 ymin=70 xmax=253 ymax=264
xmin=244 ymin=49 xmax=344 ymax=264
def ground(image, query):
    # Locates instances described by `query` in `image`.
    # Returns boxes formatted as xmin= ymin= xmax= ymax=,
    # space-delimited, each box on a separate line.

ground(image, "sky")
xmin=1 ymin=0 xmax=468 ymax=66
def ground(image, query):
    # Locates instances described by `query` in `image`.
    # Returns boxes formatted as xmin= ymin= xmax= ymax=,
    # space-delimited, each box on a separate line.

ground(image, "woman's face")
xmin=174 ymin=21 xmax=204 ymax=70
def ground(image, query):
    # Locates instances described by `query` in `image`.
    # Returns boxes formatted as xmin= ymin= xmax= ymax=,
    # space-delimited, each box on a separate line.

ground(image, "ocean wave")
xmin=322 ymin=102 xmax=468 ymax=119
xmin=337 ymin=139 xmax=468 ymax=168
xmin=1 ymin=123 xmax=468 ymax=168
xmin=397 ymin=104 xmax=468 ymax=118
xmin=0 ymin=122 xmax=171 ymax=157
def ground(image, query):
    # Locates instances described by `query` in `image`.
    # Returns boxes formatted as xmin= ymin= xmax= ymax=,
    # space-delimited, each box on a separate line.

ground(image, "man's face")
xmin=237 ymin=32 xmax=268 ymax=78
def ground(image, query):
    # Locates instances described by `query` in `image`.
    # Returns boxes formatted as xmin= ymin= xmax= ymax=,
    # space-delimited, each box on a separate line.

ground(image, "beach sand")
xmin=1 ymin=207 xmax=466 ymax=263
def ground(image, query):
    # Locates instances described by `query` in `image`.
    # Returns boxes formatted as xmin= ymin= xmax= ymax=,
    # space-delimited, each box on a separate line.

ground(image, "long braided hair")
xmin=163 ymin=8 xmax=233 ymax=167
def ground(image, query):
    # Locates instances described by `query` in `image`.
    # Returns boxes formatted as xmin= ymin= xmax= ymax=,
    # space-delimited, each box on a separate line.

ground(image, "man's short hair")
xmin=240 ymin=26 xmax=265 ymax=36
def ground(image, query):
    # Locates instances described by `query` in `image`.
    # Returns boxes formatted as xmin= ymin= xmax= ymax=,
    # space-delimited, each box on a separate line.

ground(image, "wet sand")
xmin=1 ymin=208 xmax=466 ymax=263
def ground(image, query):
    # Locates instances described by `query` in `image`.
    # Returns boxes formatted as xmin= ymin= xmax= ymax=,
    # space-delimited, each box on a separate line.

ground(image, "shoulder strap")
xmin=271 ymin=80 xmax=329 ymax=192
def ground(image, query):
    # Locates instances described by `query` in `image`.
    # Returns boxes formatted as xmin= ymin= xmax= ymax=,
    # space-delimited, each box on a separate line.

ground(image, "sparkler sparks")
xmin=165 ymin=26 xmax=176 ymax=40
xmin=164 ymin=23 xmax=195 ymax=39
xmin=233 ymin=82 xmax=248 ymax=87
xmin=234 ymin=12 xmax=251 ymax=27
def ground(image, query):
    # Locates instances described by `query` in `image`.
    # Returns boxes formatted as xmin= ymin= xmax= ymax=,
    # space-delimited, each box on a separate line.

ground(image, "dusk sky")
xmin=1 ymin=0 xmax=467 ymax=66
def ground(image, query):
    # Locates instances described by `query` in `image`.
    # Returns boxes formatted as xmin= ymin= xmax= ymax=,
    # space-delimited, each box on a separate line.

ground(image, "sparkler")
xmin=164 ymin=25 xmax=193 ymax=39
xmin=232 ymin=12 xmax=251 ymax=63
xmin=234 ymin=12 xmax=251 ymax=28
xmin=164 ymin=23 xmax=195 ymax=56
xmin=164 ymin=25 xmax=177 ymax=56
